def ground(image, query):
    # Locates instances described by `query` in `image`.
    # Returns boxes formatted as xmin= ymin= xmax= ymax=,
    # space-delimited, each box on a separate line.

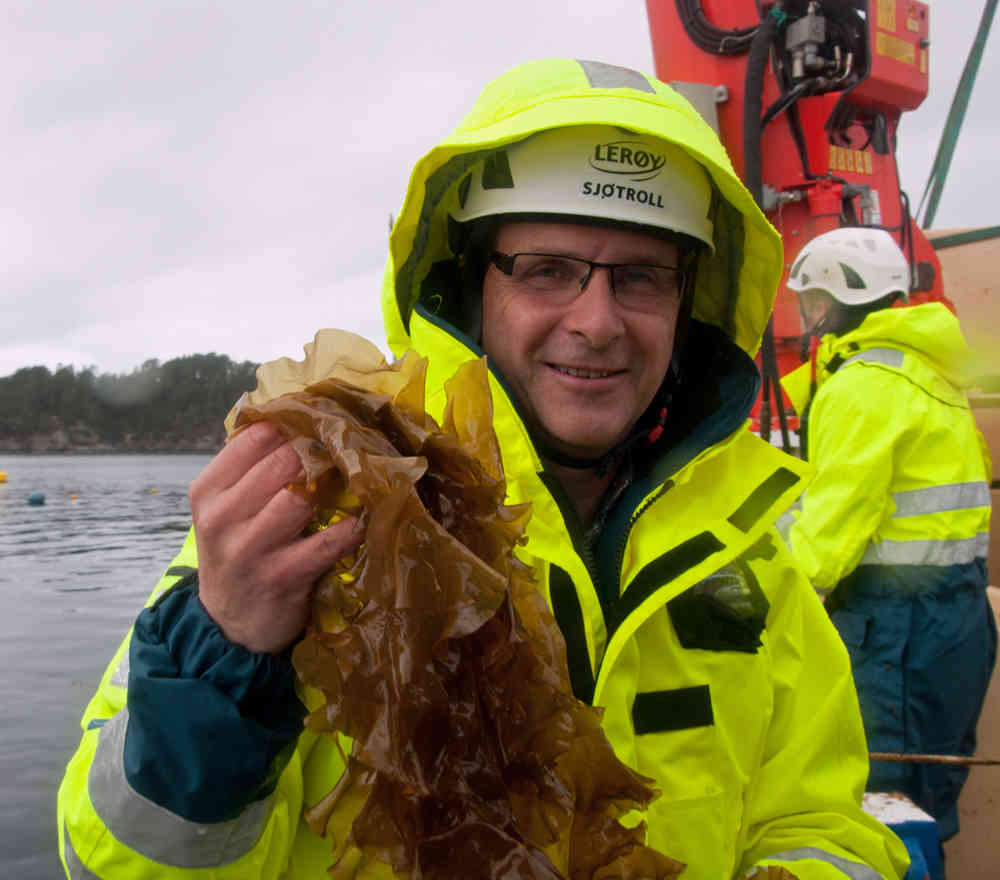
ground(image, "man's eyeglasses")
xmin=489 ymin=251 xmax=685 ymax=311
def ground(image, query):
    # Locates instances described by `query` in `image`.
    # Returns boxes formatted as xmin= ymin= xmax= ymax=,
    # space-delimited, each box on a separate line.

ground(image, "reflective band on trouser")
xmin=860 ymin=533 xmax=989 ymax=567
xmin=891 ymin=481 xmax=991 ymax=517
xmin=88 ymin=709 xmax=273 ymax=867
xmin=63 ymin=825 xmax=101 ymax=879
xmin=758 ymin=847 xmax=885 ymax=880
xmin=843 ymin=348 xmax=904 ymax=369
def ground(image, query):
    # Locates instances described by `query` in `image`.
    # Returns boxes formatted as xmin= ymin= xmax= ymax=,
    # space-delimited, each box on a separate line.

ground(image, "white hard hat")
xmin=786 ymin=227 xmax=910 ymax=305
xmin=451 ymin=125 xmax=715 ymax=251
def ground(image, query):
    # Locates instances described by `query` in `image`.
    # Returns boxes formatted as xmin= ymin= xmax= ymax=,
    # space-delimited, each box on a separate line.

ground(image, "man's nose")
xmin=566 ymin=266 xmax=625 ymax=346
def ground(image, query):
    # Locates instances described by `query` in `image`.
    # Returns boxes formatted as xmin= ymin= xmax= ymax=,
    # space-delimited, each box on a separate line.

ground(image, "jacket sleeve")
xmin=57 ymin=527 xmax=314 ymax=879
xmin=738 ymin=540 xmax=911 ymax=880
xmin=787 ymin=368 xmax=899 ymax=595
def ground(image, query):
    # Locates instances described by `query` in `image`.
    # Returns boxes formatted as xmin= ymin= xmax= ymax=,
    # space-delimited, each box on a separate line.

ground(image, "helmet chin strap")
xmin=536 ymin=443 xmax=608 ymax=472
xmin=799 ymin=318 xmax=828 ymax=360
xmin=798 ymin=300 xmax=842 ymax=359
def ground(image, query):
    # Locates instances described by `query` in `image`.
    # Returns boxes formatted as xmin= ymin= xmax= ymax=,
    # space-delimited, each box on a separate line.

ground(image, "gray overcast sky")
xmin=3 ymin=0 xmax=997 ymax=378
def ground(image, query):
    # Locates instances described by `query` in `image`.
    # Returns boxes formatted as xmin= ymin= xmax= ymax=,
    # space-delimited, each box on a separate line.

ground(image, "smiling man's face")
xmin=481 ymin=220 xmax=681 ymax=461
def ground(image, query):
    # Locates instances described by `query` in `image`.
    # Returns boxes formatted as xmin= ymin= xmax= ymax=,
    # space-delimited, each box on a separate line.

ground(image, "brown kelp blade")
xmin=229 ymin=331 xmax=684 ymax=879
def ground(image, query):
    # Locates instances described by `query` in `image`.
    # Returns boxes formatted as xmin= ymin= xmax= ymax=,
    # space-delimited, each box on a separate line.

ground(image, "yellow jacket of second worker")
xmin=780 ymin=302 xmax=992 ymax=597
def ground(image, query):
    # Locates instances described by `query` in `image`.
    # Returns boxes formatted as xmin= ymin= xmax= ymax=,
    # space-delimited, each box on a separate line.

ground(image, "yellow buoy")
xmin=0 ymin=471 xmax=7 ymax=483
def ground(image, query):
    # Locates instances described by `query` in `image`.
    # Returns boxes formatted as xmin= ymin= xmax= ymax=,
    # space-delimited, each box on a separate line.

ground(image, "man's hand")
xmin=190 ymin=421 xmax=364 ymax=654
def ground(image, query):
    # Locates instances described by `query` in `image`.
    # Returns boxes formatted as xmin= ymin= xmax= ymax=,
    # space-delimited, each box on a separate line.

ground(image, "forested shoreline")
xmin=0 ymin=354 xmax=259 ymax=453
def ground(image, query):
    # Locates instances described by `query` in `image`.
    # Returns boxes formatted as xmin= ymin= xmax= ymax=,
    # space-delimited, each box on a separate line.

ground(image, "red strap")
xmin=646 ymin=407 xmax=668 ymax=445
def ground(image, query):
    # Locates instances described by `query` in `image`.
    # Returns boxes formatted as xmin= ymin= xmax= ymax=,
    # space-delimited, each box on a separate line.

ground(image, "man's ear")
xmin=455 ymin=217 xmax=500 ymax=345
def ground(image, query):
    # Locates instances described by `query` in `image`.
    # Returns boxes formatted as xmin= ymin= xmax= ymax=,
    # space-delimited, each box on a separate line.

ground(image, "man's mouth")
xmin=551 ymin=364 xmax=620 ymax=379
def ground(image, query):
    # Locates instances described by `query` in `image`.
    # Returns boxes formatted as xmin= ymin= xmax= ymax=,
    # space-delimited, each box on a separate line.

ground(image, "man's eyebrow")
xmin=508 ymin=246 xmax=678 ymax=264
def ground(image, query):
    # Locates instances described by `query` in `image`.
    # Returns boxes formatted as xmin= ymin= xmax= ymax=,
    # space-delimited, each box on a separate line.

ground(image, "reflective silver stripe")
xmin=110 ymin=653 xmax=129 ymax=688
xmin=757 ymin=847 xmax=884 ymax=880
xmin=89 ymin=709 xmax=273 ymax=867
xmin=775 ymin=510 xmax=796 ymax=542
xmin=843 ymin=347 xmax=904 ymax=369
xmin=577 ymin=59 xmax=654 ymax=92
xmin=892 ymin=481 xmax=991 ymax=517
xmin=861 ymin=532 xmax=989 ymax=567
xmin=63 ymin=824 xmax=100 ymax=879
xmin=775 ymin=500 xmax=802 ymax=543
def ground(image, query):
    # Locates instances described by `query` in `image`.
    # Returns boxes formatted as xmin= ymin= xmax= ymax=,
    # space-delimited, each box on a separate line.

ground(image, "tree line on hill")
xmin=0 ymin=353 xmax=260 ymax=452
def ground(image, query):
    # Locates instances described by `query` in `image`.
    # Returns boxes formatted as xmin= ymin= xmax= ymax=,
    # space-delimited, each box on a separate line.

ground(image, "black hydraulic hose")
xmin=760 ymin=322 xmax=792 ymax=450
xmin=743 ymin=10 xmax=777 ymax=207
xmin=743 ymin=8 xmax=793 ymax=452
xmin=786 ymin=103 xmax=820 ymax=180
xmin=900 ymin=190 xmax=916 ymax=289
xmin=760 ymin=80 xmax=812 ymax=129
xmin=675 ymin=0 xmax=759 ymax=55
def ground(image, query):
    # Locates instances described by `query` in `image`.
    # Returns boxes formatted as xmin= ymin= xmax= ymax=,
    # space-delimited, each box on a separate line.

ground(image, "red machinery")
xmin=646 ymin=0 xmax=946 ymax=446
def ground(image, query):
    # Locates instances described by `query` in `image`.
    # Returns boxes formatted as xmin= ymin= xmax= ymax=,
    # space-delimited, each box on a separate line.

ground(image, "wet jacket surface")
xmin=59 ymin=59 xmax=908 ymax=880
xmin=781 ymin=302 xmax=996 ymax=838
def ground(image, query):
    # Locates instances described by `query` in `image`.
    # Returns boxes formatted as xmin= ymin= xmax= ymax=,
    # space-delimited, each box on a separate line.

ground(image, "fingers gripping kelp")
xmin=225 ymin=330 xmax=684 ymax=880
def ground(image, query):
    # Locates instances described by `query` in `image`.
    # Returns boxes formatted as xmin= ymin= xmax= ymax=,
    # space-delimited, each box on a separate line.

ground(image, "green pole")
xmin=918 ymin=0 xmax=999 ymax=228
xmin=929 ymin=225 xmax=1000 ymax=249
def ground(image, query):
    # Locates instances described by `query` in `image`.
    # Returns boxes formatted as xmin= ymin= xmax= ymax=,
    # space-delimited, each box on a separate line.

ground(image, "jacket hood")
xmin=781 ymin=302 xmax=977 ymax=414
xmin=838 ymin=302 xmax=977 ymax=386
xmin=380 ymin=58 xmax=783 ymax=363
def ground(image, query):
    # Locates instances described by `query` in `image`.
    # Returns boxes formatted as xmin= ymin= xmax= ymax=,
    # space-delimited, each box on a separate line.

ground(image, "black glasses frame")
xmin=489 ymin=251 xmax=686 ymax=298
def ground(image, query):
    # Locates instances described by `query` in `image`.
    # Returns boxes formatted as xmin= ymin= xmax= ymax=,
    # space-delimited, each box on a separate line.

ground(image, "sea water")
xmin=0 ymin=454 xmax=210 ymax=877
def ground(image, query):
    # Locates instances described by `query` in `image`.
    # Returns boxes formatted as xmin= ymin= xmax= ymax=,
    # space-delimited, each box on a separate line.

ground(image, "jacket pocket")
xmin=644 ymin=789 xmax=736 ymax=877
xmin=632 ymin=693 xmax=742 ymax=876
xmin=667 ymin=563 xmax=769 ymax=653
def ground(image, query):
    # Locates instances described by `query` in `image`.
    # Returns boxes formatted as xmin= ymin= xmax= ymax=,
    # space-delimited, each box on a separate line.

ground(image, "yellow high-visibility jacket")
xmin=59 ymin=58 xmax=908 ymax=880
xmin=781 ymin=302 xmax=992 ymax=597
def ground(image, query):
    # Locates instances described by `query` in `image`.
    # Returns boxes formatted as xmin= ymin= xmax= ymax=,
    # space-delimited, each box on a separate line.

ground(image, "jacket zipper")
xmin=610 ymin=479 xmax=675 ymax=611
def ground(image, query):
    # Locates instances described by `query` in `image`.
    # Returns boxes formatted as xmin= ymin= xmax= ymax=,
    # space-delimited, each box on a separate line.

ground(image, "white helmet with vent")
xmin=786 ymin=227 xmax=910 ymax=305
